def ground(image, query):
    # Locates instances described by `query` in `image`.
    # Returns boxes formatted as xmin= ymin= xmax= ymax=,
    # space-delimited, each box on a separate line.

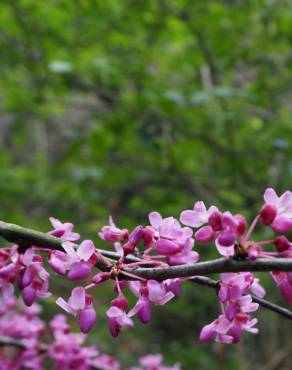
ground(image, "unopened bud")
xmin=259 ymin=204 xmax=277 ymax=225
xmin=274 ymin=236 xmax=290 ymax=252
xmin=208 ymin=211 xmax=222 ymax=231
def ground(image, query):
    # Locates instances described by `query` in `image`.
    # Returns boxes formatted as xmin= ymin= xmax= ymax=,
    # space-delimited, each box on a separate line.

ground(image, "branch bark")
xmin=0 ymin=221 xmax=292 ymax=321
xmin=2 ymin=221 xmax=292 ymax=278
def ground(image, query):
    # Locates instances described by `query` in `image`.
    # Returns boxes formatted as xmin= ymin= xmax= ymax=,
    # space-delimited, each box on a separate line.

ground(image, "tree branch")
xmin=189 ymin=276 xmax=292 ymax=321
xmin=2 ymin=221 xmax=292 ymax=278
xmin=0 ymin=221 xmax=292 ymax=321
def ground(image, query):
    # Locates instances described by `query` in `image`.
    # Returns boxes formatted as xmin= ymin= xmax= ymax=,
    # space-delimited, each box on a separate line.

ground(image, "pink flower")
xmin=129 ymin=280 xmax=175 ymax=324
xmin=180 ymin=201 xmax=218 ymax=228
xmin=18 ymin=249 xmax=51 ymax=306
xmin=49 ymin=240 xmax=97 ymax=281
xmin=48 ymin=217 xmax=80 ymax=241
xmin=106 ymin=293 xmax=133 ymax=337
xmin=200 ymin=313 xmax=258 ymax=344
xmin=56 ymin=287 xmax=96 ymax=333
xmin=49 ymin=315 xmax=99 ymax=370
xmin=193 ymin=211 xmax=246 ymax=257
xmin=99 ymin=216 xmax=129 ymax=243
xmin=148 ymin=212 xmax=195 ymax=257
xmin=271 ymin=271 xmax=292 ymax=304
xmin=260 ymin=188 xmax=292 ymax=232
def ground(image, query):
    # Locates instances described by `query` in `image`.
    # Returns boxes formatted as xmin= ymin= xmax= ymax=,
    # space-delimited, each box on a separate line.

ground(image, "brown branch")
xmin=2 ymin=221 xmax=292 ymax=277
xmin=1 ymin=220 xmax=292 ymax=321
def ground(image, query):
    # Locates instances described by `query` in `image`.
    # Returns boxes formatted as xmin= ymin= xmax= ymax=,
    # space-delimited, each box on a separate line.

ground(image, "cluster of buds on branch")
xmin=0 ymin=188 xmax=291 ymax=358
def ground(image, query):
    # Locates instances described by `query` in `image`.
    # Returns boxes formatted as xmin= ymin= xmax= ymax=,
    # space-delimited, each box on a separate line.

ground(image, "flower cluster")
xmin=0 ymin=188 xmax=291 ymax=349
xmin=0 ymin=298 xmax=177 ymax=370
xmin=200 ymin=272 xmax=265 ymax=343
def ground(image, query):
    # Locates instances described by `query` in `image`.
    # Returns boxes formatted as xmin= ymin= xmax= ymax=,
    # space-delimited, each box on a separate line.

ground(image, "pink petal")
xmin=264 ymin=188 xmax=278 ymax=205
xmin=56 ymin=297 xmax=75 ymax=315
xmin=62 ymin=241 xmax=78 ymax=259
xmin=156 ymin=239 xmax=181 ymax=255
xmin=70 ymin=287 xmax=86 ymax=310
xmin=49 ymin=217 xmax=63 ymax=229
xmin=149 ymin=212 xmax=163 ymax=229
xmin=67 ymin=262 xmax=92 ymax=281
xmin=272 ymin=216 xmax=292 ymax=233
xmin=77 ymin=240 xmax=95 ymax=261
xmin=199 ymin=322 xmax=216 ymax=341
xmin=195 ymin=226 xmax=215 ymax=243
xmin=180 ymin=210 xmax=206 ymax=228
xmin=22 ymin=286 xmax=37 ymax=306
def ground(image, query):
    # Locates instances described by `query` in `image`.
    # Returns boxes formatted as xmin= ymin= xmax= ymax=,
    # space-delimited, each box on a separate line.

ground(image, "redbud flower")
xmin=56 ymin=287 xmax=96 ymax=333
xmin=48 ymin=217 xmax=80 ymax=241
xmin=180 ymin=201 xmax=218 ymax=228
xmin=260 ymin=188 xmax=292 ymax=232
xmin=99 ymin=216 xmax=129 ymax=243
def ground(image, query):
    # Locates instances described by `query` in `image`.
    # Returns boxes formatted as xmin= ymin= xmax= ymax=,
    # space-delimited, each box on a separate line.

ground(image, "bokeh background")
xmin=0 ymin=0 xmax=292 ymax=369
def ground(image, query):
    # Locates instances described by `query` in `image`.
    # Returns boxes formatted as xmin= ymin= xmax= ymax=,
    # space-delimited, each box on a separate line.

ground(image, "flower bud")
xmin=235 ymin=215 xmax=247 ymax=236
xmin=155 ymin=239 xmax=181 ymax=255
xmin=208 ymin=211 xmax=222 ymax=231
xmin=259 ymin=204 xmax=277 ymax=225
xmin=67 ymin=262 xmax=92 ymax=281
xmin=79 ymin=307 xmax=96 ymax=333
xmin=195 ymin=226 xmax=215 ymax=243
xmin=92 ymin=272 xmax=111 ymax=285
xmin=274 ymin=236 xmax=290 ymax=252
xmin=129 ymin=226 xmax=144 ymax=246
xmin=217 ymin=231 xmax=236 ymax=247
xmin=111 ymin=293 xmax=128 ymax=311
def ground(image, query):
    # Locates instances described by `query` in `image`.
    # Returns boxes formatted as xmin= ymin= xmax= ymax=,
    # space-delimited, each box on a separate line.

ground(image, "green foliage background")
xmin=0 ymin=1 xmax=291 ymax=369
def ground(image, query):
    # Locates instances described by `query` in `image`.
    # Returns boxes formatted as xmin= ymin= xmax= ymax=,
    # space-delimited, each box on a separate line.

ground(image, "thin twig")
xmin=189 ymin=276 xmax=292 ymax=321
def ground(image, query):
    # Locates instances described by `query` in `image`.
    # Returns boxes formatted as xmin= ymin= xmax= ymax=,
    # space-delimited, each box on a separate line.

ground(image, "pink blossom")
xmin=99 ymin=216 xmax=129 ymax=243
xmin=148 ymin=212 xmax=195 ymax=258
xmin=106 ymin=293 xmax=133 ymax=337
xmin=129 ymin=280 xmax=175 ymax=324
xmin=260 ymin=188 xmax=292 ymax=232
xmin=48 ymin=217 xmax=80 ymax=241
xmin=271 ymin=271 xmax=292 ymax=304
xmin=56 ymin=287 xmax=96 ymax=333
xmin=180 ymin=201 xmax=218 ymax=228
xmin=18 ymin=249 xmax=51 ymax=306
xmin=200 ymin=313 xmax=258 ymax=344
xmin=49 ymin=240 xmax=97 ymax=281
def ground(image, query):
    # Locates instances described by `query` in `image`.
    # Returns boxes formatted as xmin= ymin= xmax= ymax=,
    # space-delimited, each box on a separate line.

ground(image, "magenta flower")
xmin=48 ymin=217 xmax=80 ymax=241
xmin=148 ymin=212 xmax=194 ymax=257
xmin=99 ymin=216 xmax=129 ymax=243
xmin=49 ymin=315 xmax=99 ymax=370
xmin=18 ymin=249 xmax=51 ymax=306
xmin=180 ymin=201 xmax=218 ymax=228
xmin=129 ymin=280 xmax=175 ymax=323
xmin=56 ymin=287 xmax=96 ymax=333
xmin=260 ymin=188 xmax=292 ymax=232
xmin=193 ymin=211 xmax=246 ymax=257
xmin=106 ymin=306 xmax=134 ymax=337
xmin=106 ymin=292 xmax=133 ymax=337
xmin=200 ymin=313 xmax=258 ymax=344
xmin=271 ymin=271 xmax=292 ymax=304
xmin=49 ymin=240 xmax=97 ymax=281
